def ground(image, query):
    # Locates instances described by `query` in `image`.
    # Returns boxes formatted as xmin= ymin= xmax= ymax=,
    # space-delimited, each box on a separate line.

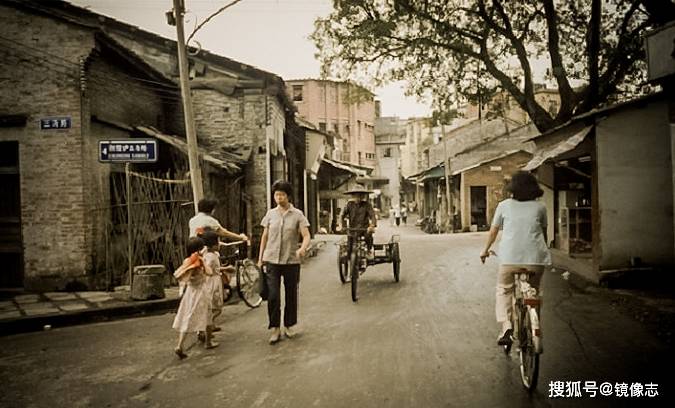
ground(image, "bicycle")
xmin=483 ymin=251 xmax=543 ymax=392
xmin=219 ymin=240 xmax=263 ymax=308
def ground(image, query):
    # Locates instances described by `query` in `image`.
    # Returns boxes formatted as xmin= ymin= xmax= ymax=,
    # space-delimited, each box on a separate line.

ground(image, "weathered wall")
xmin=596 ymin=100 xmax=674 ymax=269
xmin=461 ymin=152 xmax=532 ymax=230
xmin=0 ymin=5 xmax=94 ymax=289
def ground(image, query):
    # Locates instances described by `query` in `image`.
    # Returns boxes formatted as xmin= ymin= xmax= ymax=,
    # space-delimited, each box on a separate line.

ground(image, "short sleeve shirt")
xmin=492 ymin=198 xmax=551 ymax=266
xmin=261 ymin=204 xmax=310 ymax=264
xmin=189 ymin=213 xmax=223 ymax=237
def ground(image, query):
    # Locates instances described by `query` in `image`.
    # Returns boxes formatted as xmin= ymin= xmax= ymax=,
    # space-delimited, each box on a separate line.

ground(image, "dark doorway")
xmin=0 ymin=141 xmax=23 ymax=287
xmin=470 ymin=185 xmax=488 ymax=230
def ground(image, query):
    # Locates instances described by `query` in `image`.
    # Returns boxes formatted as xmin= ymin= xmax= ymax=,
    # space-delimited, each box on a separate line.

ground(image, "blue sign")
xmin=99 ymin=140 xmax=158 ymax=163
xmin=40 ymin=117 xmax=71 ymax=130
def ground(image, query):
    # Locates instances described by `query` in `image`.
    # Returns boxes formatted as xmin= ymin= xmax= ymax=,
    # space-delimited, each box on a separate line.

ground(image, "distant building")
xmin=374 ymin=117 xmax=406 ymax=212
xmin=285 ymin=79 xmax=377 ymax=167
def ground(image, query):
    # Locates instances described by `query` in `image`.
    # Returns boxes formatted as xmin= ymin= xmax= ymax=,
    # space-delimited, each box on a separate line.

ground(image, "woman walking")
xmin=480 ymin=171 xmax=551 ymax=346
xmin=258 ymin=180 xmax=311 ymax=344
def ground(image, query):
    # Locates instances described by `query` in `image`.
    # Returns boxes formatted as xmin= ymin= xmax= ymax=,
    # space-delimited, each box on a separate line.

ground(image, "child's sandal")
xmin=174 ymin=347 xmax=187 ymax=359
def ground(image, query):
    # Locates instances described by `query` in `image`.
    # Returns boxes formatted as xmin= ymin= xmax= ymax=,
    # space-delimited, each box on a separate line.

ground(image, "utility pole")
xmin=171 ymin=0 xmax=204 ymax=213
xmin=441 ymin=123 xmax=453 ymax=232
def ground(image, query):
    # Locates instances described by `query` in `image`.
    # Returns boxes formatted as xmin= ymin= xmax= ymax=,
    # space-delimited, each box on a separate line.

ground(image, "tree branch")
xmin=542 ymin=0 xmax=575 ymax=118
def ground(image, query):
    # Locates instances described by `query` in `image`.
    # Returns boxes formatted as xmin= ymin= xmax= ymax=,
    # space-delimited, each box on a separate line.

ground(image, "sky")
xmin=68 ymin=0 xmax=433 ymax=119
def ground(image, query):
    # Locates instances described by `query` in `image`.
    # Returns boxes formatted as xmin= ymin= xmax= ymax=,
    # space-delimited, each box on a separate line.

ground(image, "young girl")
xmin=172 ymin=237 xmax=216 ymax=359
xmin=201 ymin=230 xmax=224 ymax=340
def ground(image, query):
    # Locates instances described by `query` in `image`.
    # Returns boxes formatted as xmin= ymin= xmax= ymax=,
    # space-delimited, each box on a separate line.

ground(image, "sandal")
xmin=174 ymin=347 xmax=187 ymax=359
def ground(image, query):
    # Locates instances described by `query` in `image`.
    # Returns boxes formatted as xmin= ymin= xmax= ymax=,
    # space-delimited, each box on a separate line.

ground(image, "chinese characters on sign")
xmin=549 ymin=381 xmax=658 ymax=398
xmin=99 ymin=140 xmax=158 ymax=163
xmin=40 ymin=117 xmax=71 ymax=130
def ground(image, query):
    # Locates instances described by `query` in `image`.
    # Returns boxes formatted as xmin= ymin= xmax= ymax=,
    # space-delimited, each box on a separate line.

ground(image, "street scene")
xmin=1 ymin=221 xmax=672 ymax=407
xmin=2 ymin=0 xmax=675 ymax=407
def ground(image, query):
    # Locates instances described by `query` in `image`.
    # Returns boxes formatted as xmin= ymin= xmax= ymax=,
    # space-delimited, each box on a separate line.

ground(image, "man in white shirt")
xmin=189 ymin=198 xmax=248 ymax=242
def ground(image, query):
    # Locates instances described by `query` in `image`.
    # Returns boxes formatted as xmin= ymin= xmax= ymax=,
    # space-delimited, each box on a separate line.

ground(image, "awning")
xmin=523 ymin=126 xmax=593 ymax=171
xmin=136 ymin=126 xmax=241 ymax=173
xmin=321 ymin=158 xmax=369 ymax=177
xmin=409 ymin=163 xmax=445 ymax=181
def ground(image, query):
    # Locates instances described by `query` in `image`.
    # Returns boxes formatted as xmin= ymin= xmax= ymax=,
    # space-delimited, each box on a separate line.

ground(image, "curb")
xmin=0 ymin=297 xmax=179 ymax=337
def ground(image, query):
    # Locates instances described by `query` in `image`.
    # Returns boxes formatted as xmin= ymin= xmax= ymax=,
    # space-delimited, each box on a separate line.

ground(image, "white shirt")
xmin=492 ymin=198 xmax=551 ymax=266
xmin=188 ymin=212 xmax=223 ymax=237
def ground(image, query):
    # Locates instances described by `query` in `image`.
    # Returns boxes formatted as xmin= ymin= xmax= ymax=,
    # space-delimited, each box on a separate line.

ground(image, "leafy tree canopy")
xmin=312 ymin=0 xmax=675 ymax=131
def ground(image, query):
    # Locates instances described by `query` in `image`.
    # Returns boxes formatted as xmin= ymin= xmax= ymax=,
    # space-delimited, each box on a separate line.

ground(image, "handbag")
xmin=259 ymin=264 xmax=269 ymax=301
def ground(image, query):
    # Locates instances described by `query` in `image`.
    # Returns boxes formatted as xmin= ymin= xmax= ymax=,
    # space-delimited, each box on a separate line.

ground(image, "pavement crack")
xmin=552 ymin=282 xmax=593 ymax=366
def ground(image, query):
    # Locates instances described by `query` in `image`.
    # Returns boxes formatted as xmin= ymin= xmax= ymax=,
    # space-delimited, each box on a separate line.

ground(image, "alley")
xmin=0 ymin=222 xmax=672 ymax=408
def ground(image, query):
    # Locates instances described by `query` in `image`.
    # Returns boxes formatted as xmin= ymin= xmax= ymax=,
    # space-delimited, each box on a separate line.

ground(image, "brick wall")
xmin=0 ymin=5 xmax=95 ymax=290
xmin=460 ymin=152 xmax=532 ymax=230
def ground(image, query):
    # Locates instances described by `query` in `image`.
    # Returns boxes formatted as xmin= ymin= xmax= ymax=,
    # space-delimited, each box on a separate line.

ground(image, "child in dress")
xmin=172 ymin=237 xmax=217 ymax=359
xmin=201 ymin=230 xmax=224 ymax=337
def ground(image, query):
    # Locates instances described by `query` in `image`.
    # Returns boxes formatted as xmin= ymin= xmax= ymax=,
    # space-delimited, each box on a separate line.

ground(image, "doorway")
xmin=470 ymin=185 xmax=488 ymax=230
xmin=0 ymin=141 xmax=23 ymax=287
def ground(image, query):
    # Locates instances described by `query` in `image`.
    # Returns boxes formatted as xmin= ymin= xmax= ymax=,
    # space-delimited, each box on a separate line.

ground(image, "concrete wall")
xmin=596 ymin=100 xmax=674 ymax=269
xmin=287 ymin=80 xmax=376 ymax=167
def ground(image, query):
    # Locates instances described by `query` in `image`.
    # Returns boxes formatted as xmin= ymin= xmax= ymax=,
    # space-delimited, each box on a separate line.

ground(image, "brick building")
xmin=0 ymin=0 xmax=302 ymax=289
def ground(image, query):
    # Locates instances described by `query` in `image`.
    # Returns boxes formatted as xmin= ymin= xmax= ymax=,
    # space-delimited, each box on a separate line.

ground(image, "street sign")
xmin=99 ymin=140 xmax=158 ymax=163
xmin=40 ymin=117 xmax=71 ymax=130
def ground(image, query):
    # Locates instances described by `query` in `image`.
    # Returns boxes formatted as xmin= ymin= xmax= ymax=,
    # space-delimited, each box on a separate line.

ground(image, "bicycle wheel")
xmin=338 ymin=252 xmax=350 ymax=284
xmin=237 ymin=260 xmax=263 ymax=308
xmin=350 ymin=251 xmax=359 ymax=302
xmin=519 ymin=308 xmax=540 ymax=391
xmin=391 ymin=243 xmax=400 ymax=282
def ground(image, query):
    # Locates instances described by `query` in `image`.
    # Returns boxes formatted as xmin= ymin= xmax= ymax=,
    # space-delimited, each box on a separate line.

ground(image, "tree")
xmin=312 ymin=0 xmax=674 ymax=132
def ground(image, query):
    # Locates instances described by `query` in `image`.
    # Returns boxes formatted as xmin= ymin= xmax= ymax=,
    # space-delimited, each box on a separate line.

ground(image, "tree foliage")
xmin=312 ymin=0 xmax=674 ymax=131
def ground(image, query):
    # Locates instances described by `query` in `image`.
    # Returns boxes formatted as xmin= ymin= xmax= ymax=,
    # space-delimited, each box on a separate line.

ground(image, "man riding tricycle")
xmin=336 ymin=186 xmax=401 ymax=302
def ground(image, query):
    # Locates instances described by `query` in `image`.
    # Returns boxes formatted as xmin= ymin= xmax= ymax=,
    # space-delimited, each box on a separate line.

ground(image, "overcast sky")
xmin=69 ymin=0 xmax=432 ymax=119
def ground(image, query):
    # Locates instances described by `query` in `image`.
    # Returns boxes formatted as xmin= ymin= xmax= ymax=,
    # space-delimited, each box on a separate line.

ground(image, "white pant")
xmin=496 ymin=265 xmax=545 ymax=325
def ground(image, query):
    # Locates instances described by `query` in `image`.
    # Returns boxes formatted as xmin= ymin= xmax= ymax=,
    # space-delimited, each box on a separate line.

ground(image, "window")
xmin=366 ymin=153 xmax=376 ymax=160
xmin=319 ymin=122 xmax=326 ymax=132
xmin=357 ymin=120 xmax=362 ymax=137
xmin=292 ymin=85 xmax=303 ymax=102
xmin=384 ymin=148 xmax=392 ymax=158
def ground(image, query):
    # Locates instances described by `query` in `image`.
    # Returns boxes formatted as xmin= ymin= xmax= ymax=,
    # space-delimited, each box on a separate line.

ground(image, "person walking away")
xmin=479 ymin=171 xmax=551 ymax=346
xmin=388 ymin=206 xmax=395 ymax=226
xmin=172 ymin=237 xmax=217 ymax=359
xmin=338 ymin=186 xmax=377 ymax=259
xmin=257 ymin=180 xmax=311 ymax=344
xmin=401 ymin=204 xmax=408 ymax=225
xmin=200 ymin=230 xmax=225 ymax=338
xmin=394 ymin=205 xmax=401 ymax=227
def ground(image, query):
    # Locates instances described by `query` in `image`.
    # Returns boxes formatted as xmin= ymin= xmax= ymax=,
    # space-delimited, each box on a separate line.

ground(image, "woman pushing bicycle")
xmin=480 ymin=171 xmax=551 ymax=346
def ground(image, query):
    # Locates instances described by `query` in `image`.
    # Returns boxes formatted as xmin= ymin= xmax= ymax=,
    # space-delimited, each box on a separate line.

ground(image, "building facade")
xmin=374 ymin=117 xmax=406 ymax=212
xmin=285 ymin=79 xmax=377 ymax=167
